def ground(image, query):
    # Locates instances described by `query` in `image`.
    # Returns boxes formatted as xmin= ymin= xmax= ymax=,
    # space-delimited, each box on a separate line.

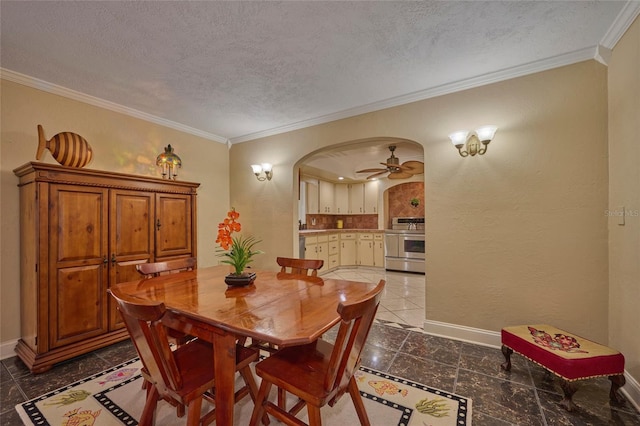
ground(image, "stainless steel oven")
xmin=385 ymin=217 xmax=425 ymax=274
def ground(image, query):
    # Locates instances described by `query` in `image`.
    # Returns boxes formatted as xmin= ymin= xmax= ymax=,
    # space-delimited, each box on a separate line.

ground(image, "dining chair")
xmin=109 ymin=287 xmax=268 ymax=426
xmin=276 ymin=257 xmax=324 ymax=276
xmin=136 ymin=257 xmax=197 ymax=348
xmin=248 ymin=279 xmax=386 ymax=426
xmin=136 ymin=256 xmax=197 ymax=277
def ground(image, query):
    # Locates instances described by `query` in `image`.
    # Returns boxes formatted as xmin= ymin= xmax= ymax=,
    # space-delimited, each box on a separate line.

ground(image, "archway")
xmin=295 ymin=137 xmax=424 ymax=232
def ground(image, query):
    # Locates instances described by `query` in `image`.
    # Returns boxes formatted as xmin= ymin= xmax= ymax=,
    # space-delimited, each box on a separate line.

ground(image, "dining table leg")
xmin=213 ymin=331 xmax=238 ymax=426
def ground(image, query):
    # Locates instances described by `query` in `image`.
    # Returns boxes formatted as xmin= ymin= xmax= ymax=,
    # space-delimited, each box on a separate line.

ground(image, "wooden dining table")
xmin=112 ymin=265 xmax=379 ymax=426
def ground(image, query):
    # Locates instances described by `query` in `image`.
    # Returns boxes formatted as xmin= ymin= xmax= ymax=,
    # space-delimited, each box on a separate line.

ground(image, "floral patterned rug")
xmin=16 ymin=358 xmax=471 ymax=425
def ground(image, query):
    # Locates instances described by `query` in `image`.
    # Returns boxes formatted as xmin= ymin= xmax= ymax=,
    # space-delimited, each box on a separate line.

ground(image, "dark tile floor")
xmin=2 ymin=320 xmax=639 ymax=425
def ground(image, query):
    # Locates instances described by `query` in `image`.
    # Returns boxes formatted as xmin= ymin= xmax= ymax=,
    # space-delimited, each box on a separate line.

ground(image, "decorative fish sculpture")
xmin=368 ymin=379 xmax=409 ymax=397
xmin=36 ymin=124 xmax=93 ymax=168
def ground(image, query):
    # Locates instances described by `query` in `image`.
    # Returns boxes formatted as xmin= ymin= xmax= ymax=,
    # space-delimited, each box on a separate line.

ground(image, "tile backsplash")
xmin=305 ymin=214 xmax=378 ymax=230
xmin=387 ymin=182 xmax=424 ymax=226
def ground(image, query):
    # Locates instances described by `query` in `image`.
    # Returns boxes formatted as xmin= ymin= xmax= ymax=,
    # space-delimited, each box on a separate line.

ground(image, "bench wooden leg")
xmin=500 ymin=345 xmax=513 ymax=371
xmin=559 ymin=379 xmax=578 ymax=412
xmin=609 ymin=374 xmax=626 ymax=405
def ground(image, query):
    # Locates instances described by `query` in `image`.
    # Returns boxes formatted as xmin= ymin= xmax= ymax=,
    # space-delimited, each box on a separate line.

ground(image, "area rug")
xmin=16 ymin=357 xmax=471 ymax=426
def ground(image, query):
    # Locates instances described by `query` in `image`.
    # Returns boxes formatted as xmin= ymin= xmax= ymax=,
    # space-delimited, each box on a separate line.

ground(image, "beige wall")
xmin=0 ymin=80 xmax=230 ymax=343
xmin=230 ymin=60 xmax=611 ymax=344
xmin=608 ymin=17 xmax=640 ymax=384
xmin=1 ymin=33 xmax=636 ymax=395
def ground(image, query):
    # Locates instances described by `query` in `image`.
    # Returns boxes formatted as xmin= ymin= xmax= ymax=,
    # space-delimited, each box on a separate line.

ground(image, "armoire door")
xmin=108 ymin=189 xmax=155 ymax=330
xmin=155 ymin=193 xmax=193 ymax=258
xmin=48 ymin=184 xmax=109 ymax=349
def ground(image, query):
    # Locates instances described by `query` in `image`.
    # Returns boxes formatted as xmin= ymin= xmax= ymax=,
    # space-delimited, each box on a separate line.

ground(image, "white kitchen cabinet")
xmin=327 ymin=233 xmax=340 ymax=270
xmin=304 ymin=234 xmax=317 ymax=259
xmin=340 ymin=233 xmax=357 ymax=266
xmin=334 ymin=184 xmax=349 ymax=214
xmin=373 ymin=233 xmax=384 ymax=267
xmin=304 ymin=234 xmax=328 ymax=270
xmin=316 ymin=233 xmax=329 ymax=269
xmin=357 ymin=233 xmax=375 ymax=266
xmin=364 ymin=181 xmax=379 ymax=213
xmin=319 ymin=180 xmax=335 ymax=213
xmin=305 ymin=179 xmax=319 ymax=214
xmin=349 ymin=183 xmax=364 ymax=214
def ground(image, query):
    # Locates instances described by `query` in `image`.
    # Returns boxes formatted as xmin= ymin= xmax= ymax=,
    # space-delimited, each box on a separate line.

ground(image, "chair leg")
xmin=239 ymin=365 xmax=270 ymax=425
xmin=139 ymin=384 xmax=159 ymax=426
xmin=186 ymin=397 xmax=203 ymax=426
xmin=348 ymin=376 xmax=370 ymax=425
xmin=249 ymin=380 xmax=273 ymax=426
xmin=307 ymin=404 xmax=323 ymax=426
xmin=176 ymin=402 xmax=186 ymax=418
xmin=277 ymin=388 xmax=287 ymax=410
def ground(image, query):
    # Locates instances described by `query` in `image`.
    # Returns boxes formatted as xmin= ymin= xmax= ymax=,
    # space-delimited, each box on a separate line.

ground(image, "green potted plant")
xmin=216 ymin=208 xmax=263 ymax=286
xmin=410 ymin=197 xmax=420 ymax=208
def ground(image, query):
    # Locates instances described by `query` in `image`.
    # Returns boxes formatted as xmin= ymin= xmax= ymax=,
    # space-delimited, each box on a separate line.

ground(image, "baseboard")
xmin=622 ymin=372 xmax=640 ymax=413
xmin=0 ymin=338 xmax=18 ymax=360
xmin=423 ymin=319 xmax=640 ymax=410
xmin=423 ymin=319 xmax=502 ymax=348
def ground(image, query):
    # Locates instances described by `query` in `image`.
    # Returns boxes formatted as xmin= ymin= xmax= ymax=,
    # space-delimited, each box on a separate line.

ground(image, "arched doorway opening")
xmin=295 ymin=137 xmax=424 ymax=234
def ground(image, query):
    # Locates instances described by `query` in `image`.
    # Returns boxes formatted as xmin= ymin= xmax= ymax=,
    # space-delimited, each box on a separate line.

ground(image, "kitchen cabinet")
xmin=304 ymin=233 xmax=329 ymax=270
xmin=339 ymin=233 xmax=357 ymax=266
xmin=349 ymin=183 xmax=364 ymax=214
xmin=13 ymin=162 xmax=199 ymax=373
xmin=327 ymin=233 xmax=340 ymax=270
xmin=334 ymin=184 xmax=349 ymax=214
xmin=364 ymin=181 xmax=379 ymax=213
xmin=303 ymin=178 xmax=379 ymax=216
xmin=373 ymin=233 xmax=384 ymax=267
xmin=357 ymin=233 xmax=375 ymax=266
xmin=305 ymin=179 xmax=319 ymax=214
xmin=304 ymin=234 xmax=317 ymax=258
xmin=319 ymin=180 xmax=335 ymax=213
xmin=316 ymin=234 xmax=329 ymax=268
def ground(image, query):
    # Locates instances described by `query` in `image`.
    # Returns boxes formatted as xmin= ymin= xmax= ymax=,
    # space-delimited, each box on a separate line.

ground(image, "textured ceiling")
xmin=2 ymin=1 xmax=636 ymax=147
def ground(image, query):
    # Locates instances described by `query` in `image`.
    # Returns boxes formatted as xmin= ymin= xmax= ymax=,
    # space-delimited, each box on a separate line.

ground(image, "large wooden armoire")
xmin=13 ymin=162 xmax=199 ymax=373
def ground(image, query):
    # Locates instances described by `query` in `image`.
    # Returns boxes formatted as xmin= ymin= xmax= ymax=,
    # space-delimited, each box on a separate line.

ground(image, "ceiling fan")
xmin=356 ymin=145 xmax=424 ymax=180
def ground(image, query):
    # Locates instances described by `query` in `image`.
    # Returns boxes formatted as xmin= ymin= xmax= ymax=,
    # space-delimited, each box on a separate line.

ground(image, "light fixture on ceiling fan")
xmin=355 ymin=145 xmax=424 ymax=180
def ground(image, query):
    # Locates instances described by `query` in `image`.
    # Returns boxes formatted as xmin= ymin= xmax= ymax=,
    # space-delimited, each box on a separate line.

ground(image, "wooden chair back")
xmin=136 ymin=257 xmax=196 ymax=278
xmin=110 ymin=286 xmax=267 ymax=425
xmin=324 ymin=279 xmax=385 ymax=401
xmin=248 ymin=279 xmax=386 ymax=426
xmin=276 ymin=257 xmax=323 ymax=276
xmin=108 ymin=287 xmax=184 ymax=395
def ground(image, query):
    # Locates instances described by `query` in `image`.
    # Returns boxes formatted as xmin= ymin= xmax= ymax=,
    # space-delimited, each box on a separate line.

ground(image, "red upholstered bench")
xmin=501 ymin=324 xmax=625 ymax=411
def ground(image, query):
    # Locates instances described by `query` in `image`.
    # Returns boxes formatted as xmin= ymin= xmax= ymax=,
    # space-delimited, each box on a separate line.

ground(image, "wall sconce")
xmin=449 ymin=125 xmax=498 ymax=157
xmin=251 ymin=163 xmax=273 ymax=181
xmin=156 ymin=144 xmax=181 ymax=179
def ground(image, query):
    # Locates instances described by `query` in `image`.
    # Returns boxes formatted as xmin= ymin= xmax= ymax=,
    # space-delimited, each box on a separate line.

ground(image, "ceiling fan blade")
xmin=356 ymin=168 xmax=386 ymax=173
xmin=366 ymin=170 xmax=389 ymax=180
xmin=387 ymin=171 xmax=413 ymax=179
xmin=401 ymin=161 xmax=424 ymax=175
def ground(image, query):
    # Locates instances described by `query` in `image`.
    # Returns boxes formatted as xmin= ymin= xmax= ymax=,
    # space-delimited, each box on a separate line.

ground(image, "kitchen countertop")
xmin=299 ymin=229 xmax=384 ymax=234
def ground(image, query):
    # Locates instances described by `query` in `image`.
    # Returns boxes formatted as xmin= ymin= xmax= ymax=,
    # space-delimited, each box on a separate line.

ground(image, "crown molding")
xmin=3 ymin=0 xmax=635 ymax=148
xmin=229 ymin=46 xmax=596 ymax=144
xmin=0 ymin=68 xmax=228 ymax=144
xmin=600 ymin=1 xmax=640 ymax=49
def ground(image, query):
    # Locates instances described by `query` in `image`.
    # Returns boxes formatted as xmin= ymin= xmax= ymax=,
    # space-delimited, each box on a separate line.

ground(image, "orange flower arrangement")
xmin=216 ymin=208 xmax=262 ymax=276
